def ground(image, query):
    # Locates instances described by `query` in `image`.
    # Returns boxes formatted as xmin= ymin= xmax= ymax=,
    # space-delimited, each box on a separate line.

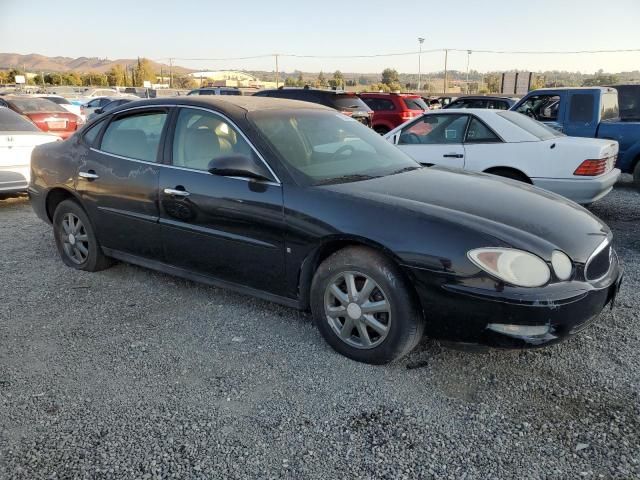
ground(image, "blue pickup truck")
xmin=511 ymin=87 xmax=640 ymax=181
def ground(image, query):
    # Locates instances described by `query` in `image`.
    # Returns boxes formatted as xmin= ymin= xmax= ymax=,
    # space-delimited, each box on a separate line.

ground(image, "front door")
xmin=76 ymin=108 xmax=169 ymax=259
xmin=395 ymin=113 xmax=468 ymax=168
xmin=158 ymin=106 xmax=286 ymax=295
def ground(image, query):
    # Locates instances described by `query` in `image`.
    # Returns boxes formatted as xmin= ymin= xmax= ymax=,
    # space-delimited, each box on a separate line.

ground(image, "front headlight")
xmin=468 ymin=248 xmax=550 ymax=287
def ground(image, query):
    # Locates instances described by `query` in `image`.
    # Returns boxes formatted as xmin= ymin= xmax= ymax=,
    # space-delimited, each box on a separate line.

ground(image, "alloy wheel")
xmin=323 ymin=271 xmax=391 ymax=349
xmin=60 ymin=213 xmax=89 ymax=265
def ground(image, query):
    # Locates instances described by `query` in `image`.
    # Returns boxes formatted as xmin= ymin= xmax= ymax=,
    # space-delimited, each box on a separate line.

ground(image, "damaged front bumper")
xmin=405 ymin=254 xmax=623 ymax=348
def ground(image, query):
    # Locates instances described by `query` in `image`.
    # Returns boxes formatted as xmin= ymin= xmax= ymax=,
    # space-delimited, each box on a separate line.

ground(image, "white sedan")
xmin=384 ymin=109 xmax=620 ymax=204
xmin=0 ymin=107 xmax=59 ymax=195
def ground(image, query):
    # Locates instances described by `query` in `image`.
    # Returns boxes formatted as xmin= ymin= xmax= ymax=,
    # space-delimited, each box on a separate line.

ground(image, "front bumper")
xmin=532 ymin=168 xmax=620 ymax=204
xmin=405 ymin=254 xmax=622 ymax=349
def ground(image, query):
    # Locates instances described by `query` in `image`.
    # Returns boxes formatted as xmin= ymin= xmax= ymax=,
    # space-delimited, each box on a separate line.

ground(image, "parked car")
xmin=187 ymin=87 xmax=242 ymax=96
xmin=0 ymin=107 xmax=58 ymax=194
xmin=511 ymin=87 xmax=640 ymax=181
xmin=68 ymin=88 xmax=121 ymax=106
xmin=0 ymin=96 xmax=82 ymax=139
xmin=384 ymin=109 xmax=620 ymax=204
xmin=254 ymin=87 xmax=373 ymax=127
xmin=358 ymin=92 xmax=427 ymax=134
xmin=33 ymin=94 xmax=84 ymax=120
xmin=30 ymin=96 xmax=622 ymax=364
xmin=87 ymin=98 xmax=135 ymax=121
xmin=444 ymin=96 xmax=517 ymax=110
xmin=81 ymin=96 xmax=129 ymax=119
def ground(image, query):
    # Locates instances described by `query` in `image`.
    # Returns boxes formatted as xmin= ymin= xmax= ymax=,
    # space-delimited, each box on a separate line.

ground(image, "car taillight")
xmin=574 ymin=158 xmax=609 ymax=176
xmin=340 ymin=110 xmax=353 ymax=116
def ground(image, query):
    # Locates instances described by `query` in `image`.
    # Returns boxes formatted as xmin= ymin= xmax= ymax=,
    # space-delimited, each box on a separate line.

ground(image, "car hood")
xmin=324 ymin=167 xmax=610 ymax=263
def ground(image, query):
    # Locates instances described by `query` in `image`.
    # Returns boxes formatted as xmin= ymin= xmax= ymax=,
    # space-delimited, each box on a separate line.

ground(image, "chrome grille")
xmin=585 ymin=240 xmax=612 ymax=281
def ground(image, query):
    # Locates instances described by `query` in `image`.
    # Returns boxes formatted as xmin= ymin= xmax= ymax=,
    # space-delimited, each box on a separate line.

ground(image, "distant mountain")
xmin=0 ymin=53 xmax=193 ymax=74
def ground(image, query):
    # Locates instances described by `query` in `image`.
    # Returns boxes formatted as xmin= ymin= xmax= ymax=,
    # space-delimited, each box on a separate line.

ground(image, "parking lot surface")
xmin=1 ymin=180 xmax=639 ymax=479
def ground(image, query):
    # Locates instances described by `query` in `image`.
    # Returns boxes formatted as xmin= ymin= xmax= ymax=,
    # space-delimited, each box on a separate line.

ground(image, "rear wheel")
xmin=310 ymin=246 xmax=424 ymax=364
xmin=53 ymin=199 xmax=112 ymax=272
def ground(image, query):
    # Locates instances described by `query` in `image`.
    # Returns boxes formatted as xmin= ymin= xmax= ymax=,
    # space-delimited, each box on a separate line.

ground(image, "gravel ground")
xmin=0 ymin=178 xmax=639 ymax=480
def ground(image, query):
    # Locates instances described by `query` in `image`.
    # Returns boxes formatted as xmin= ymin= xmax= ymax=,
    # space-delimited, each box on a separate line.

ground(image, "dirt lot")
xmin=1 ymin=180 xmax=639 ymax=479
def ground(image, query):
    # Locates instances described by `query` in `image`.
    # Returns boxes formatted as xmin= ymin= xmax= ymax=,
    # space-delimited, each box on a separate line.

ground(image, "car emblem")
xmin=6 ymin=136 xmax=13 ymax=142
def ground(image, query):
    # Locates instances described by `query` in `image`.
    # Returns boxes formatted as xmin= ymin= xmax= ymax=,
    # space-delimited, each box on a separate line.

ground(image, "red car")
xmin=358 ymin=93 xmax=427 ymax=134
xmin=0 ymin=96 xmax=82 ymax=139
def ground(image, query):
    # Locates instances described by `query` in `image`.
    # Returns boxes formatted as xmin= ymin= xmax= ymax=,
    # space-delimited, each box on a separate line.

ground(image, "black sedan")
xmin=29 ymin=96 xmax=622 ymax=364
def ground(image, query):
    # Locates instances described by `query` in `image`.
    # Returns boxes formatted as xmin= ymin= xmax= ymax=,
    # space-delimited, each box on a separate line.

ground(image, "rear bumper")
xmin=405 ymin=253 xmax=622 ymax=349
xmin=0 ymin=166 xmax=29 ymax=193
xmin=532 ymin=168 xmax=621 ymax=204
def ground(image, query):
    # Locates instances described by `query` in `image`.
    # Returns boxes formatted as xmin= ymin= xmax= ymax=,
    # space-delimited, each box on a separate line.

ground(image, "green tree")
xmin=315 ymin=71 xmax=327 ymax=88
xmin=485 ymin=74 xmax=501 ymax=93
xmin=329 ymin=70 xmax=344 ymax=89
xmin=0 ymin=71 xmax=8 ymax=84
xmin=297 ymin=71 xmax=304 ymax=86
xmin=284 ymin=76 xmax=298 ymax=87
xmin=106 ymin=65 xmax=126 ymax=86
xmin=172 ymin=74 xmax=196 ymax=89
xmin=381 ymin=68 xmax=399 ymax=86
xmin=582 ymin=73 xmax=619 ymax=86
xmin=134 ymin=58 xmax=156 ymax=87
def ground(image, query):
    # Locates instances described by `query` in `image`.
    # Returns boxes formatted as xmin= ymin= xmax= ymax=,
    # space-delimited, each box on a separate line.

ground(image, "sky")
xmin=2 ymin=0 xmax=640 ymax=74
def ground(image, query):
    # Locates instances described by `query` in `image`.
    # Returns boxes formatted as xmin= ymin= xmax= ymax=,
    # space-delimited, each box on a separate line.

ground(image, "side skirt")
xmin=102 ymin=247 xmax=301 ymax=310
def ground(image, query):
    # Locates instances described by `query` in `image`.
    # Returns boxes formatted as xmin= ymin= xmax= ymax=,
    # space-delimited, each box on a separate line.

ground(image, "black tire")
xmin=310 ymin=246 xmax=424 ymax=364
xmin=487 ymin=168 xmax=531 ymax=184
xmin=52 ymin=199 xmax=113 ymax=272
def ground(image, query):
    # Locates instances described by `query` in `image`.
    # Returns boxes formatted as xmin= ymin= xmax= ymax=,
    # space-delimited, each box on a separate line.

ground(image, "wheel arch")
xmin=483 ymin=166 xmax=532 ymax=184
xmin=297 ymin=235 xmax=412 ymax=311
xmin=45 ymin=187 xmax=85 ymax=222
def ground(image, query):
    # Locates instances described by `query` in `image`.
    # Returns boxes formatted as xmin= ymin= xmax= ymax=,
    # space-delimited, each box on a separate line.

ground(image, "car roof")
xmin=452 ymin=96 xmax=515 ymax=101
xmin=109 ymin=95 xmax=334 ymax=114
xmin=260 ymin=88 xmax=353 ymax=96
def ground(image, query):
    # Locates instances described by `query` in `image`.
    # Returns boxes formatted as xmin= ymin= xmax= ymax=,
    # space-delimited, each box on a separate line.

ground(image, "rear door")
xmin=394 ymin=113 xmax=468 ymax=168
xmin=158 ymin=106 xmax=287 ymax=295
xmin=76 ymin=107 xmax=170 ymax=259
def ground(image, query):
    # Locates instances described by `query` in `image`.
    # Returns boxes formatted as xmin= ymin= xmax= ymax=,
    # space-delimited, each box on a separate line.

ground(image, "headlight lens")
xmin=551 ymin=250 xmax=573 ymax=280
xmin=468 ymin=248 xmax=550 ymax=287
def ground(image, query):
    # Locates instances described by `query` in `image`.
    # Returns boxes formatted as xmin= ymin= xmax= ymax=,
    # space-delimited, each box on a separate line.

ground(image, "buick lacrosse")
xmin=29 ymin=97 xmax=622 ymax=364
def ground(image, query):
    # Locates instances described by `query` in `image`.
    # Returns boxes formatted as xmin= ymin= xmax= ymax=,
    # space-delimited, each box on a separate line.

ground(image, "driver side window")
xmin=516 ymin=95 xmax=560 ymax=122
xmin=172 ymin=108 xmax=253 ymax=171
xmin=399 ymin=114 xmax=468 ymax=145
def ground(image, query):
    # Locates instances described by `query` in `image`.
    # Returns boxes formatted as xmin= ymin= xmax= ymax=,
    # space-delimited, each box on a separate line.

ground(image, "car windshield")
xmin=249 ymin=109 xmax=419 ymax=185
xmin=8 ymin=97 xmax=67 ymax=113
xmin=497 ymin=111 xmax=564 ymax=140
xmin=403 ymin=97 xmax=428 ymax=110
xmin=0 ymin=107 xmax=40 ymax=131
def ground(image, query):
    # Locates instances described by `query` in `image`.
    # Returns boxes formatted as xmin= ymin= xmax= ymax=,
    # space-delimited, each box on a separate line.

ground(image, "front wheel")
xmin=52 ymin=199 xmax=113 ymax=272
xmin=310 ymin=247 xmax=424 ymax=364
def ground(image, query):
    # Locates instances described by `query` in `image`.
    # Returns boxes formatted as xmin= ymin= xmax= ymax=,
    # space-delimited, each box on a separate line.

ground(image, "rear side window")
xmin=0 ymin=107 xmax=39 ymax=132
xmin=487 ymin=100 xmax=509 ymax=110
xmin=220 ymin=90 xmax=241 ymax=96
xmin=100 ymin=111 xmax=167 ymax=162
xmin=466 ymin=117 xmax=500 ymax=143
xmin=601 ymin=92 xmax=619 ymax=121
xmin=403 ymin=97 xmax=427 ymax=110
xmin=569 ymin=94 xmax=595 ymax=123
xmin=362 ymin=98 xmax=395 ymax=111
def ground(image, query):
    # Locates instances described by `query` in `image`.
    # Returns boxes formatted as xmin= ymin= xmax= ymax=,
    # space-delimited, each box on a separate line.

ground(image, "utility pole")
xmin=466 ymin=50 xmax=472 ymax=94
xmin=443 ymin=49 xmax=448 ymax=95
xmin=275 ymin=54 xmax=279 ymax=88
xmin=417 ymin=37 xmax=425 ymax=92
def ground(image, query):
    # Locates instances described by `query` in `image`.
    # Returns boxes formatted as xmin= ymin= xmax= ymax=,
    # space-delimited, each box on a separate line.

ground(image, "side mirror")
xmin=208 ymin=154 xmax=273 ymax=182
xmin=94 ymin=108 xmax=103 ymax=114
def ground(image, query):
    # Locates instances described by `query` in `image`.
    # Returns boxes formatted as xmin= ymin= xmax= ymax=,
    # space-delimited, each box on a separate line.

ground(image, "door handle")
xmin=163 ymin=187 xmax=190 ymax=197
xmin=443 ymin=153 xmax=464 ymax=158
xmin=79 ymin=170 xmax=99 ymax=180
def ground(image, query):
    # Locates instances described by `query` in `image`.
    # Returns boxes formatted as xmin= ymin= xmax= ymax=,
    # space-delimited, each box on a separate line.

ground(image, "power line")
xmin=153 ymin=47 xmax=640 ymax=63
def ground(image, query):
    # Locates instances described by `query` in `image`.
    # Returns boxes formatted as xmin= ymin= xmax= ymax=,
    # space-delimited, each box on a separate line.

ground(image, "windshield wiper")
xmin=314 ymin=174 xmax=378 ymax=185
xmin=389 ymin=166 xmax=421 ymax=175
